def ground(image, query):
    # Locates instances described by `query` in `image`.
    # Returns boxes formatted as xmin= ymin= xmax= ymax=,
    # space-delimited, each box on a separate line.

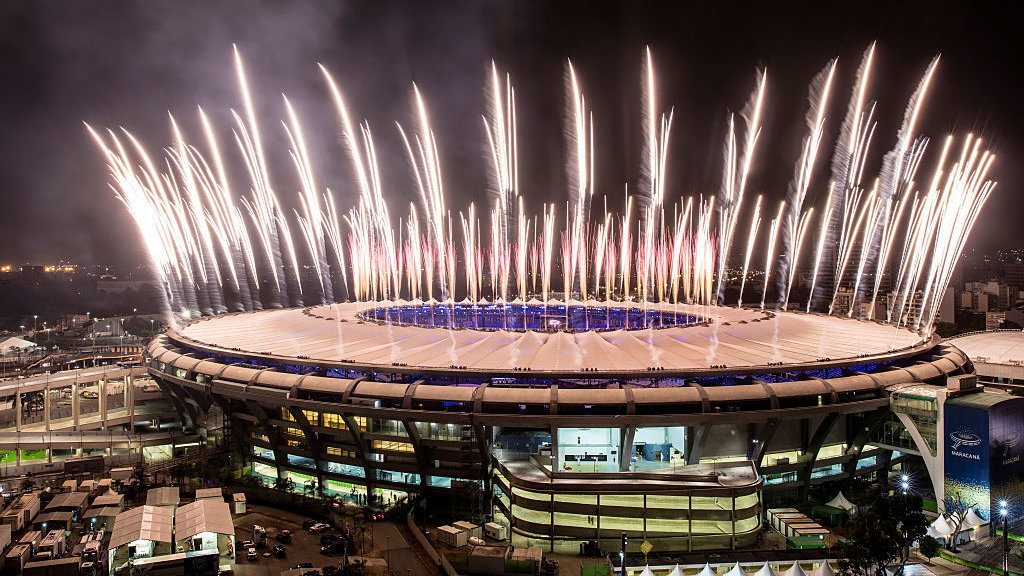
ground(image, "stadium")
xmin=145 ymin=300 xmax=972 ymax=552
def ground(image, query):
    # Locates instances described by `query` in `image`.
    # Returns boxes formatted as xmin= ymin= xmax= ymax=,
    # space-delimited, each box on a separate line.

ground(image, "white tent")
xmin=667 ymin=565 xmax=685 ymax=576
xmin=963 ymin=508 xmax=988 ymax=529
xmin=926 ymin=514 xmax=954 ymax=539
xmin=0 ymin=336 xmax=36 ymax=355
xmin=815 ymin=562 xmax=835 ymax=576
xmin=784 ymin=563 xmax=809 ymax=576
xmin=753 ymin=563 xmax=779 ymax=576
xmin=697 ymin=563 xmax=718 ymax=576
xmin=724 ymin=562 xmax=748 ymax=576
xmin=825 ymin=491 xmax=857 ymax=516
xmin=637 ymin=567 xmax=655 ymax=576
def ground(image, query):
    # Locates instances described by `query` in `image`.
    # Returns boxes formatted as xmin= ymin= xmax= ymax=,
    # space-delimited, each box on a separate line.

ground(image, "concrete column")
xmin=44 ymin=381 xmax=51 ymax=432
xmin=126 ymin=376 xmax=135 ymax=433
xmin=99 ymin=379 xmax=107 ymax=429
xmin=72 ymin=382 xmax=80 ymax=430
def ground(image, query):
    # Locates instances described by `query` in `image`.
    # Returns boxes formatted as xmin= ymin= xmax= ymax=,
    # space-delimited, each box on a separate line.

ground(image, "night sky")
xmin=0 ymin=0 xmax=1019 ymax=269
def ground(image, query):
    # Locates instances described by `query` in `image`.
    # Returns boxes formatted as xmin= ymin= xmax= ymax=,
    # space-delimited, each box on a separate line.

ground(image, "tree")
xmin=918 ymin=535 xmax=940 ymax=564
xmin=838 ymin=493 xmax=928 ymax=576
xmin=942 ymin=490 xmax=972 ymax=552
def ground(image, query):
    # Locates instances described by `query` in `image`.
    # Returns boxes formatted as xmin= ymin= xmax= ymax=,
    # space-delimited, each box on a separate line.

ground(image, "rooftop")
xmin=950 ymin=330 xmax=1024 ymax=366
xmin=175 ymin=301 xmax=928 ymax=376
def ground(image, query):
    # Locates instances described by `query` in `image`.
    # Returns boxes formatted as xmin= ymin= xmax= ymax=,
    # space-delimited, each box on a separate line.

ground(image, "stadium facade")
xmin=146 ymin=301 xmax=975 ymax=551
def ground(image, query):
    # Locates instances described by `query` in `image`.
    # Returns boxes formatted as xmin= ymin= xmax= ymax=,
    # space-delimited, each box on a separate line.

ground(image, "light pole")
xmin=999 ymin=500 xmax=1009 ymax=576
xmin=900 ymin=474 xmax=909 ymax=495
xmin=33 ymin=315 xmax=37 ymax=332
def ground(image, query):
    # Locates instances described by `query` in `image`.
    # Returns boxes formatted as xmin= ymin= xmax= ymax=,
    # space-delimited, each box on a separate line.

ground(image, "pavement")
xmin=372 ymin=521 xmax=434 ymax=576
xmin=228 ymin=502 xmax=435 ymax=576
xmin=230 ymin=504 xmax=350 ymax=576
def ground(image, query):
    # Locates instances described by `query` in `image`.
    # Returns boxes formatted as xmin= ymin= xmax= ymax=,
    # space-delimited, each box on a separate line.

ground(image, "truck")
xmin=22 ymin=557 xmax=81 ymax=576
xmin=38 ymin=530 xmax=66 ymax=559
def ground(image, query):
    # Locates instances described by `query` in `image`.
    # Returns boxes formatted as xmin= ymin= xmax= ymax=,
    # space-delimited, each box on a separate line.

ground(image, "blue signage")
xmin=944 ymin=402 xmax=991 ymax=519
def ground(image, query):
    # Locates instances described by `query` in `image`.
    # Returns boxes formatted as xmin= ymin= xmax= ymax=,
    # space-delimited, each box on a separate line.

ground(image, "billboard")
xmin=988 ymin=397 xmax=1024 ymax=516
xmin=944 ymin=401 xmax=991 ymax=519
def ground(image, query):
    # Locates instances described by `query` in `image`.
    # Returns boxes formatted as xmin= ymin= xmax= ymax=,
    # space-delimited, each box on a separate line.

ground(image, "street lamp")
xmin=900 ymin=474 xmax=909 ymax=495
xmin=33 ymin=315 xmax=37 ymax=332
xmin=999 ymin=500 xmax=1009 ymax=576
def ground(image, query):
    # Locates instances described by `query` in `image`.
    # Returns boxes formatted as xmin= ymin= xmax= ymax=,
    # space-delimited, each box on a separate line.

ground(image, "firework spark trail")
xmin=821 ymin=45 xmax=877 ymax=307
xmin=782 ymin=208 xmax=814 ymax=309
xmin=716 ymin=69 xmax=766 ymax=304
xmin=781 ymin=60 xmax=836 ymax=307
xmin=761 ymin=201 xmax=786 ymax=310
xmin=865 ymin=184 xmax=913 ymax=319
xmin=639 ymin=49 xmax=675 ymax=304
xmin=483 ymin=62 xmax=518 ymax=237
xmin=93 ymin=46 xmax=996 ymax=339
xmin=738 ymin=195 xmax=762 ymax=308
xmin=232 ymin=47 xmax=296 ymax=308
xmin=806 ymin=186 xmax=833 ymax=312
xmin=283 ymin=96 xmax=333 ymax=303
xmin=852 ymin=138 xmax=927 ymax=314
xmin=197 ymin=106 xmax=261 ymax=310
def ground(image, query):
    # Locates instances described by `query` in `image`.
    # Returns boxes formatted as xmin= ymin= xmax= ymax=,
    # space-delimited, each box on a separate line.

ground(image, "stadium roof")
xmin=950 ymin=331 xmax=1024 ymax=366
xmin=175 ymin=302 xmax=927 ymax=376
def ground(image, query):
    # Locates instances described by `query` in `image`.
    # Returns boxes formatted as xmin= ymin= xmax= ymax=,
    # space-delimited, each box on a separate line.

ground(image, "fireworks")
xmin=90 ymin=45 xmax=995 ymax=335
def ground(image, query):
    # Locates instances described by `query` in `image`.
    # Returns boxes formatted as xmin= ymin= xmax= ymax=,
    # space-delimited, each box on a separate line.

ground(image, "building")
xmin=888 ymin=374 xmax=1024 ymax=522
xmin=107 ymin=501 xmax=232 ymax=575
xmin=108 ymin=505 xmax=174 ymax=570
xmin=147 ymin=301 xmax=974 ymax=552
xmin=145 ymin=487 xmax=179 ymax=508
xmin=947 ymin=331 xmax=1024 ymax=391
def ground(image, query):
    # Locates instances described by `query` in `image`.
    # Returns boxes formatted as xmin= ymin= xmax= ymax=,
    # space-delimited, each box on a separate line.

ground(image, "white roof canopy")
xmin=784 ymin=563 xmax=809 ymax=576
xmin=697 ymin=563 xmax=718 ymax=576
xmin=963 ymin=508 xmax=988 ymax=529
xmin=927 ymin=515 xmax=954 ymax=538
xmin=724 ymin=562 xmax=748 ymax=576
xmin=109 ymin=505 xmax=174 ymax=549
xmin=754 ymin=563 xmax=779 ymax=576
xmin=175 ymin=500 xmax=234 ymax=540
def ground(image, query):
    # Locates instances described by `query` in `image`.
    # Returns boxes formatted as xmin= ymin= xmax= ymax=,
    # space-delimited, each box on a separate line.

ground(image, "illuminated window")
xmin=372 ymin=440 xmax=414 ymax=453
xmin=322 ymin=413 xmax=346 ymax=429
xmin=302 ymin=410 xmax=319 ymax=426
xmin=281 ymin=408 xmax=295 ymax=421
xmin=251 ymin=432 xmax=269 ymax=442
xmin=326 ymin=446 xmax=357 ymax=459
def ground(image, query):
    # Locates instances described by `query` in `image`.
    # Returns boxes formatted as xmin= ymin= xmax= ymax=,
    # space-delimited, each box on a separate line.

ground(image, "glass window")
xmin=371 ymin=440 xmax=414 ymax=453
xmin=322 ymin=413 xmax=346 ymax=429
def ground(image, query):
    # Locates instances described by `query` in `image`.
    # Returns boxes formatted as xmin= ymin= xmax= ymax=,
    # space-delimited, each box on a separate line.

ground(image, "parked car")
xmin=293 ymin=563 xmax=314 ymax=569
xmin=246 ymin=548 xmax=258 ymax=561
xmin=239 ymin=540 xmax=254 ymax=550
xmin=272 ymin=544 xmax=287 ymax=558
xmin=320 ymin=534 xmax=342 ymax=546
xmin=308 ymin=522 xmax=331 ymax=534
xmin=301 ymin=519 xmax=319 ymax=530
xmin=275 ymin=529 xmax=292 ymax=544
